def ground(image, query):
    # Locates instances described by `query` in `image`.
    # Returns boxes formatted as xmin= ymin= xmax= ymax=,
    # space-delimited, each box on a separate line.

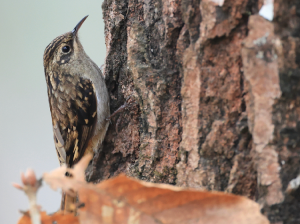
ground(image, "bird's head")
xmin=43 ymin=15 xmax=89 ymax=71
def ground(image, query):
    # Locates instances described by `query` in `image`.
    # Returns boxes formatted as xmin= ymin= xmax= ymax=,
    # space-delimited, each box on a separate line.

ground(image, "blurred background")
xmin=0 ymin=1 xmax=105 ymax=223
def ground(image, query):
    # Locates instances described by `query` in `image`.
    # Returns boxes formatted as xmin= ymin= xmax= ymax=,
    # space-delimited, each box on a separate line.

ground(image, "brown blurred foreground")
xmin=17 ymin=156 xmax=268 ymax=224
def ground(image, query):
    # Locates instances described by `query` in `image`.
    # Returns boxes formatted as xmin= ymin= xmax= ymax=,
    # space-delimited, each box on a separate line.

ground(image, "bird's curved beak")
xmin=72 ymin=15 xmax=88 ymax=36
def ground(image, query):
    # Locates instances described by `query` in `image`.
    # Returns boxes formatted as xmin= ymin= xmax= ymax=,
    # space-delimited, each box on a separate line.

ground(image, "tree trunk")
xmin=92 ymin=0 xmax=300 ymax=223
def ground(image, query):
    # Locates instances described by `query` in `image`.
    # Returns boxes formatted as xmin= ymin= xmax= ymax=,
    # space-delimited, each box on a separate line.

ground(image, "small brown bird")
xmin=43 ymin=16 xmax=110 ymax=212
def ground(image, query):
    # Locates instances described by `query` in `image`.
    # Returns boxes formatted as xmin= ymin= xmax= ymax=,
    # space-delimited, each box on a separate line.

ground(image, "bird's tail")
xmin=61 ymin=191 xmax=77 ymax=213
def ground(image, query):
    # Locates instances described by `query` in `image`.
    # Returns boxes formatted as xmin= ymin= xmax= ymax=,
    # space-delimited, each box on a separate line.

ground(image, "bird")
xmin=43 ymin=15 xmax=110 ymax=213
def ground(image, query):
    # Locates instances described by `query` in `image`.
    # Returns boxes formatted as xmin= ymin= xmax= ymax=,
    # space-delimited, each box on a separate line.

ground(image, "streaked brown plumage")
xmin=43 ymin=16 xmax=110 ymax=213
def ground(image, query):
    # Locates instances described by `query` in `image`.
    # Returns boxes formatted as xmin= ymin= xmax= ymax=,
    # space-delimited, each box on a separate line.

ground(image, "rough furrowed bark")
xmin=95 ymin=0 xmax=183 ymax=184
xmin=95 ymin=0 xmax=300 ymax=223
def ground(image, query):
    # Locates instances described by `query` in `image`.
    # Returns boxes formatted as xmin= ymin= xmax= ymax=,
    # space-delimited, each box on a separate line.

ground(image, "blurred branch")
xmin=13 ymin=169 xmax=42 ymax=224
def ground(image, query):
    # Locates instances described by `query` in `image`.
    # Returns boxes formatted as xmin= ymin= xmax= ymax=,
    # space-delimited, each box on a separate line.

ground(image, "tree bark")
xmin=92 ymin=0 xmax=300 ymax=223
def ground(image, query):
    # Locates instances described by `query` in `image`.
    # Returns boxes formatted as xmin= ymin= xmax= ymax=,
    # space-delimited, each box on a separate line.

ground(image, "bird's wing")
xmin=46 ymin=71 xmax=97 ymax=167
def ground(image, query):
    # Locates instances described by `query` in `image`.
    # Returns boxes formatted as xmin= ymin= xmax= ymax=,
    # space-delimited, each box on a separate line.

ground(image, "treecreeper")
xmin=43 ymin=15 xmax=110 ymax=213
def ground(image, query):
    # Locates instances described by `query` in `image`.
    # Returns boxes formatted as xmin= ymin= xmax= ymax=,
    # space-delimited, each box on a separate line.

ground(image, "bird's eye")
xmin=62 ymin=46 xmax=70 ymax=53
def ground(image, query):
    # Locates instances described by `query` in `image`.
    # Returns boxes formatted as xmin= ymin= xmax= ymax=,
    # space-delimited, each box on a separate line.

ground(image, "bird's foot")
xmin=106 ymin=95 xmax=137 ymax=121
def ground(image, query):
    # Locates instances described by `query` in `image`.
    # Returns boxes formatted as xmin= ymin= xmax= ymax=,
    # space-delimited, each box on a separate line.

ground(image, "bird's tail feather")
xmin=61 ymin=191 xmax=77 ymax=213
